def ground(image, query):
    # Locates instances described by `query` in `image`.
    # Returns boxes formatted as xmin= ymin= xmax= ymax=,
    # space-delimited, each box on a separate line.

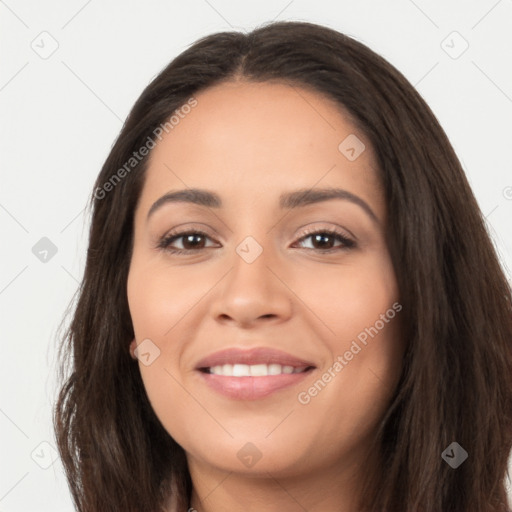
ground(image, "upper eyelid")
xmin=161 ymin=220 xmax=355 ymax=239
xmin=162 ymin=225 xmax=353 ymax=240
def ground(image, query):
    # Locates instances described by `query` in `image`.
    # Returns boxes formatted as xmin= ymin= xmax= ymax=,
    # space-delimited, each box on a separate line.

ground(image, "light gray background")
xmin=1 ymin=1 xmax=511 ymax=510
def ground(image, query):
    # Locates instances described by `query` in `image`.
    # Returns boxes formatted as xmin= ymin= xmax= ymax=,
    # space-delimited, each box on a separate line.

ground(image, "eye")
xmin=292 ymin=228 xmax=356 ymax=252
xmin=156 ymin=230 xmax=217 ymax=254
xmin=156 ymin=227 xmax=356 ymax=255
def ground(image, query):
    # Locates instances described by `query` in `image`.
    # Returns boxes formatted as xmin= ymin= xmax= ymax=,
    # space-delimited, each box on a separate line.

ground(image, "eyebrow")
xmin=146 ymin=187 xmax=379 ymax=225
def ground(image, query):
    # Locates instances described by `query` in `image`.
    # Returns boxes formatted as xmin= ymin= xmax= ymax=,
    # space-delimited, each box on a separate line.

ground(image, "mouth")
xmin=199 ymin=363 xmax=314 ymax=376
xmin=194 ymin=347 xmax=316 ymax=400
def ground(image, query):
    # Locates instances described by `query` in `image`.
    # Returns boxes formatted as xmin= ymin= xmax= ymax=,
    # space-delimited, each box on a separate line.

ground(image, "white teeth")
xmin=208 ymin=363 xmax=308 ymax=376
xmin=268 ymin=363 xmax=281 ymax=375
xmin=249 ymin=364 xmax=268 ymax=376
xmin=232 ymin=364 xmax=250 ymax=376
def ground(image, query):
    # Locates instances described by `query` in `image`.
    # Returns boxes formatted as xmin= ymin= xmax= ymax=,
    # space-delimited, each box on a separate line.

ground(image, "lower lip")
xmin=197 ymin=369 xmax=314 ymax=400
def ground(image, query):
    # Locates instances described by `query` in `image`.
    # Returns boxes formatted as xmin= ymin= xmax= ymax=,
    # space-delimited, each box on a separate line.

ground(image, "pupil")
xmin=184 ymin=234 xmax=203 ymax=249
xmin=315 ymin=234 xmax=332 ymax=248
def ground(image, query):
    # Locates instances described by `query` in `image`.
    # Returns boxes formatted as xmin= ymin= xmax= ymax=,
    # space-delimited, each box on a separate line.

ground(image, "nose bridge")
xmin=227 ymin=201 xmax=274 ymax=271
xmin=229 ymin=231 xmax=277 ymax=298
xmin=211 ymin=229 xmax=293 ymax=324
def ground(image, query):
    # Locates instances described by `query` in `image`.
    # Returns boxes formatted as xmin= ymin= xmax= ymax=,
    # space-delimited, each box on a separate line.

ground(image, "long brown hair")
xmin=53 ymin=20 xmax=512 ymax=511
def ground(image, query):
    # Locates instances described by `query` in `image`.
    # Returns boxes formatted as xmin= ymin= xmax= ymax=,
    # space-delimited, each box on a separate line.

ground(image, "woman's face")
xmin=127 ymin=81 xmax=405 ymax=481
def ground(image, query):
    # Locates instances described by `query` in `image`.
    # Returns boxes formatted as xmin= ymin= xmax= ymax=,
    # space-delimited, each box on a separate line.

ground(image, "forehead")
xmin=137 ymin=80 xmax=384 ymax=219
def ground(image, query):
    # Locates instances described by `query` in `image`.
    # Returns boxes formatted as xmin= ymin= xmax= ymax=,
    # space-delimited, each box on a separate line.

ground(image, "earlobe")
xmin=129 ymin=339 xmax=137 ymax=360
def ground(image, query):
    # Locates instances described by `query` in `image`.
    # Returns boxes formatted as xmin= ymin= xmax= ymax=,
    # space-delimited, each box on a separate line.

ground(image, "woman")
xmin=53 ymin=20 xmax=512 ymax=511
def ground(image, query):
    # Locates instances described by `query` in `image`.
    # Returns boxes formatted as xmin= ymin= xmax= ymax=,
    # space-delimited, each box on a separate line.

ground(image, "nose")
xmin=210 ymin=241 xmax=293 ymax=328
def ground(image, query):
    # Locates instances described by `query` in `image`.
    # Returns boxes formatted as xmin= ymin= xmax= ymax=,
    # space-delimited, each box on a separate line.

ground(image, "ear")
xmin=129 ymin=339 xmax=138 ymax=360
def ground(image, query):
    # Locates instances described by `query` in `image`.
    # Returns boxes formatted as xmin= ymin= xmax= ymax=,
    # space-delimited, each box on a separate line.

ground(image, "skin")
xmin=127 ymin=80 xmax=406 ymax=512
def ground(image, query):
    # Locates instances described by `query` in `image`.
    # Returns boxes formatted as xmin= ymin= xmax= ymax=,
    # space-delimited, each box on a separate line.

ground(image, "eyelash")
xmin=156 ymin=227 xmax=356 ymax=255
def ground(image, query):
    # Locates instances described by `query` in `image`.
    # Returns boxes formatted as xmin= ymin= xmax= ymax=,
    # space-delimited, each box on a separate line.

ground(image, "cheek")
xmin=127 ymin=258 xmax=206 ymax=341
xmin=292 ymin=311 xmax=403 ymax=465
xmin=127 ymin=265 xmax=194 ymax=434
xmin=126 ymin=260 xmax=217 ymax=419
xmin=292 ymin=252 xmax=399 ymax=349
xmin=291 ymin=253 xmax=403 ymax=428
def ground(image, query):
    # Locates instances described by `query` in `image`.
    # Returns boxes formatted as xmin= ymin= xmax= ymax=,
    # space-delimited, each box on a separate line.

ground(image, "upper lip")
xmin=195 ymin=347 xmax=316 ymax=370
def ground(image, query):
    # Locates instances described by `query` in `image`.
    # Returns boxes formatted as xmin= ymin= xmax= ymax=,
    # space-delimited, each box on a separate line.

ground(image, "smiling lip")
xmin=195 ymin=347 xmax=316 ymax=400
xmin=195 ymin=347 xmax=315 ymax=369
